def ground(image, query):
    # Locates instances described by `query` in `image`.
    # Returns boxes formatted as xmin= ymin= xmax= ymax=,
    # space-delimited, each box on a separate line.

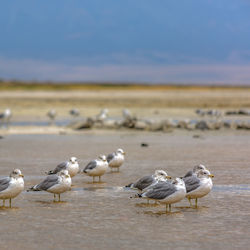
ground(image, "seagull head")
xmin=116 ymin=148 xmax=125 ymax=155
xmin=172 ymin=177 xmax=185 ymax=187
xmin=70 ymin=157 xmax=78 ymax=164
xmin=10 ymin=169 xmax=24 ymax=178
xmin=193 ymin=164 xmax=207 ymax=173
xmin=154 ymin=170 xmax=171 ymax=181
xmin=99 ymin=155 xmax=107 ymax=162
xmin=59 ymin=169 xmax=70 ymax=178
xmin=4 ymin=108 xmax=12 ymax=117
xmin=197 ymin=169 xmax=214 ymax=179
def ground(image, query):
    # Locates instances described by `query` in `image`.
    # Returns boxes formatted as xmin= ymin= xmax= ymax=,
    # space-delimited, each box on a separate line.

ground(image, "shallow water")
xmin=0 ymin=131 xmax=250 ymax=249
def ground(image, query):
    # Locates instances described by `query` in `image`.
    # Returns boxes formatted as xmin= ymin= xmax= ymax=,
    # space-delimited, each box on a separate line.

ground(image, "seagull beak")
xmin=123 ymin=152 xmax=126 ymax=155
xmin=208 ymin=174 xmax=214 ymax=178
xmin=166 ymin=176 xmax=172 ymax=179
xmin=19 ymin=174 xmax=24 ymax=177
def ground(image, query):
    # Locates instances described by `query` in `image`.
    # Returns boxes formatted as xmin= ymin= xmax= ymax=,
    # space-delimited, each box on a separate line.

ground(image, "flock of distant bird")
xmin=0 ymin=147 xmax=214 ymax=212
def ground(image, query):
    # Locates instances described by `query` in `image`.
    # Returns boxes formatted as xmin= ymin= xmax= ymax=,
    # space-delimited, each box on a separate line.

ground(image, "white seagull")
xmin=96 ymin=109 xmax=109 ymax=123
xmin=183 ymin=169 xmax=214 ymax=207
xmin=47 ymin=109 xmax=57 ymax=125
xmin=107 ymin=148 xmax=125 ymax=172
xmin=0 ymin=108 xmax=12 ymax=127
xmin=46 ymin=157 xmax=79 ymax=178
xmin=126 ymin=170 xmax=171 ymax=191
xmin=82 ymin=155 xmax=108 ymax=182
xmin=137 ymin=178 xmax=186 ymax=212
xmin=28 ymin=170 xmax=71 ymax=201
xmin=0 ymin=169 xmax=24 ymax=207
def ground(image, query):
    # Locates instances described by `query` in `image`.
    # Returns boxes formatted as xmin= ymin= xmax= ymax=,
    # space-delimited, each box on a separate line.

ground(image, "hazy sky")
xmin=1 ymin=0 xmax=250 ymax=84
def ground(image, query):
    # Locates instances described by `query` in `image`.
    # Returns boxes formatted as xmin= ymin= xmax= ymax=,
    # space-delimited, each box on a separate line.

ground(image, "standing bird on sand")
xmin=107 ymin=148 xmax=125 ymax=172
xmin=183 ymin=164 xmax=207 ymax=178
xmin=82 ymin=155 xmax=108 ymax=182
xmin=126 ymin=170 xmax=171 ymax=191
xmin=136 ymin=178 xmax=186 ymax=212
xmin=47 ymin=109 xmax=57 ymax=125
xmin=96 ymin=109 xmax=109 ymax=123
xmin=69 ymin=108 xmax=80 ymax=117
xmin=28 ymin=170 xmax=71 ymax=202
xmin=46 ymin=157 xmax=79 ymax=178
xmin=183 ymin=169 xmax=214 ymax=208
xmin=0 ymin=169 xmax=24 ymax=208
xmin=0 ymin=108 xmax=12 ymax=128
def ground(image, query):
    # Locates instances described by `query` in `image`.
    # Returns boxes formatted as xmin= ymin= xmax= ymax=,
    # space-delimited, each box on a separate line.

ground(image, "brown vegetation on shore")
xmin=1 ymin=82 xmax=250 ymax=115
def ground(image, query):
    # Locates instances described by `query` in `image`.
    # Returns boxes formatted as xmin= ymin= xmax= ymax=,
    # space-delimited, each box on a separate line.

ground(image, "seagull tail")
xmin=125 ymin=183 xmax=133 ymax=188
xmin=27 ymin=185 xmax=40 ymax=192
xmin=129 ymin=193 xmax=142 ymax=199
xmin=45 ymin=170 xmax=54 ymax=175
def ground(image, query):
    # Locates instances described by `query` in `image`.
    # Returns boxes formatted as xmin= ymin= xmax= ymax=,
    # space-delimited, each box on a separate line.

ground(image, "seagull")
xmin=107 ymin=148 xmax=125 ymax=172
xmin=137 ymin=178 xmax=186 ymax=212
xmin=122 ymin=109 xmax=131 ymax=118
xmin=46 ymin=157 xmax=79 ymax=178
xmin=126 ymin=170 xmax=171 ymax=191
xmin=47 ymin=109 xmax=57 ymax=125
xmin=96 ymin=109 xmax=109 ymax=123
xmin=0 ymin=169 xmax=24 ymax=208
xmin=0 ymin=108 xmax=12 ymax=127
xmin=183 ymin=169 xmax=214 ymax=207
xmin=183 ymin=164 xmax=207 ymax=178
xmin=28 ymin=170 xmax=71 ymax=202
xmin=69 ymin=108 xmax=80 ymax=117
xmin=82 ymin=155 xmax=108 ymax=182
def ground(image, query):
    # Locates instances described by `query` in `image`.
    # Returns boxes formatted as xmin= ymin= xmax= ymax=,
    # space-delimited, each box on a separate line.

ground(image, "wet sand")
xmin=0 ymin=130 xmax=250 ymax=249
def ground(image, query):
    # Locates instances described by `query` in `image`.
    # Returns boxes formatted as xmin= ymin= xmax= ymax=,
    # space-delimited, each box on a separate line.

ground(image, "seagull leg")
xmin=99 ymin=176 xmax=101 ymax=182
xmin=58 ymin=194 xmax=61 ymax=202
xmin=9 ymin=198 xmax=11 ymax=208
xmin=53 ymin=194 xmax=56 ymax=202
xmin=3 ymin=199 xmax=5 ymax=207
xmin=93 ymin=176 xmax=95 ymax=183
xmin=188 ymin=197 xmax=193 ymax=207
xmin=169 ymin=204 xmax=171 ymax=212
xmin=195 ymin=198 xmax=198 ymax=208
xmin=166 ymin=204 xmax=168 ymax=212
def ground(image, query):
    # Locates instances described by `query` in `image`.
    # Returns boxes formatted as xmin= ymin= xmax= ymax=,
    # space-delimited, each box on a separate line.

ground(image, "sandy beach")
xmin=0 ymin=85 xmax=250 ymax=249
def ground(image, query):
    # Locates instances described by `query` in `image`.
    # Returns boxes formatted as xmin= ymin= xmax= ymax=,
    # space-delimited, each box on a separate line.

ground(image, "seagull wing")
xmin=142 ymin=182 xmax=176 ymax=200
xmin=0 ymin=177 xmax=11 ymax=192
xmin=183 ymin=176 xmax=201 ymax=193
xmin=47 ymin=161 xmax=68 ymax=175
xmin=133 ymin=175 xmax=154 ymax=190
xmin=83 ymin=160 xmax=97 ymax=172
xmin=32 ymin=175 xmax=59 ymax=191
xmin=183 ymin=170 xmax=194 ymax=178
xmin=107 ymin=153 xmax=115 ymax=163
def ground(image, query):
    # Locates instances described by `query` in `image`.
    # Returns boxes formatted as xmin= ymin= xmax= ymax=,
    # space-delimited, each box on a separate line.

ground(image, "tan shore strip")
xmin=1 ymin=86 xmax=250 ymax=109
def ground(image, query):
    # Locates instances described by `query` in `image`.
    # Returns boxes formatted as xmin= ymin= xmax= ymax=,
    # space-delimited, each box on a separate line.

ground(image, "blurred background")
xmin=1 ymin=1 xmax=250 ymax=129
xmin=1 ymin=0 xmax=250 ymax=84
